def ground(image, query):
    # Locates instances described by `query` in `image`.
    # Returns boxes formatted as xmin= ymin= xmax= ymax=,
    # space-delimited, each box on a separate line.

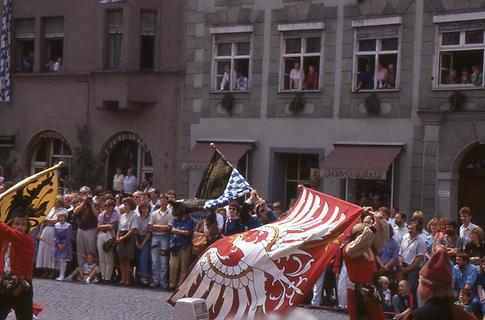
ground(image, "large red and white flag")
xmin=168 ymin=186 xmax=363 ymax=319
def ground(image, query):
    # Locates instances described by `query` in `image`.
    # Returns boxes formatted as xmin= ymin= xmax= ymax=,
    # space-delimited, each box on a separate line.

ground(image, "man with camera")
xmin=73 ymin=186 xmax=99 ymax=266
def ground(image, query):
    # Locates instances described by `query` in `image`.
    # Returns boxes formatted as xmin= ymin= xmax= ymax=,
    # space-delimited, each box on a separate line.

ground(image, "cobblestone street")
xmin=6 ymin=279 xmax=349 ymax=320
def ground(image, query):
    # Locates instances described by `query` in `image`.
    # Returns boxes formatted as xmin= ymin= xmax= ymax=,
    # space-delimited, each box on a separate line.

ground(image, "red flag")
xmin=168 ymin=186 xmax=362 ymax=319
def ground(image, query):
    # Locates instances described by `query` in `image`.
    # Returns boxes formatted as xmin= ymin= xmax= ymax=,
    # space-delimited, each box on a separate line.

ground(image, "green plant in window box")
xmin=289 ymin=92 xmax=305 ymax=114
xmin=221 ymin=92 xmax=235 ymax=113
xmin=364 ymin=93 xmax=380 ymax=115
xmin=449 ymin=91 xmax=466 ymax=112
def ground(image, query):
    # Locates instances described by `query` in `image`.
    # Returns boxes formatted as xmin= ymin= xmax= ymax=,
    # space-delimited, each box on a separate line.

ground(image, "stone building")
xmin=0 ymin=0 xmax=185 ymax=192
xmin=181 ymin=0 xmax=485 ymax=224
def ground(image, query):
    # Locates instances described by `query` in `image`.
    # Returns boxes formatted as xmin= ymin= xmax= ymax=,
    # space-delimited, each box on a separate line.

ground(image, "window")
xmin=212 ymin=33 xmax=251 ymax=92
xmin=280 ymin=35 xmax=322 ymax=91
xmin=14 ymin=19 xmax=35 ymax=73
xmin=140 ymin=10 xmax=156 ymax=69
xmin=345 ymin=166 xmax=393 ymax=209
xmin=106 ymin=10 xmax=123 ymax=69
xmin=284 ymin=153 xmax=319 ymax=207
xmin=31 ymin=138 xmax=72 ymax=181
xmin=44 ymin=17 xmax=64 ymax=72
xmin=436 ymin=28 xmax=485 ymax=88
xmin=353 ymin=25 xmax=400 ymax=91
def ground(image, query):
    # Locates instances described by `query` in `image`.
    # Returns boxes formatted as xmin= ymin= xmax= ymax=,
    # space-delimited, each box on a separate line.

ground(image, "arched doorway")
xmin=101 ymin=132 xmax=153 ymax=191
xmin=458 ymin=144 xmax=485 ymax=226
xmin=26 ymin=130 xmax=72 ymax=189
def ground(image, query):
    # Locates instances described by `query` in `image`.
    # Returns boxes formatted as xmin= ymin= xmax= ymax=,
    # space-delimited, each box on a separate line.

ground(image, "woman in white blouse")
xmin=112 ymin=167 xmax=124 ymax=195
xmin=36 ymin=196 xmax=67 ymax=278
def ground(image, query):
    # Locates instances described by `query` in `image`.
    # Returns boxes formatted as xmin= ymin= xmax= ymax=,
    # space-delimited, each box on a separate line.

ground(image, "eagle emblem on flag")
xmin=169 ymin=186 xmax=362 ymax=319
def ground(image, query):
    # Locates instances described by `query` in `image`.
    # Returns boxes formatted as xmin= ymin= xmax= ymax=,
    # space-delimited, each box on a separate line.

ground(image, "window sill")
xmin=352 ymin=89 xmax=400 ymax=93
xmin=432 ymin=86 xmax=484 ymax=91
xmin=210 ymin=90 xmax=251 ymax=94
xmin=278 ymin=89 xmax=322 ymax=94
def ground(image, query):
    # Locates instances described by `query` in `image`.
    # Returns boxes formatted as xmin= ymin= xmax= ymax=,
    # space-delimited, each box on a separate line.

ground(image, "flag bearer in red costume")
xmin=0 ymin=207 xmax=35 ymax=320
xmin=344 ymin=207 xmax=389 ymax=320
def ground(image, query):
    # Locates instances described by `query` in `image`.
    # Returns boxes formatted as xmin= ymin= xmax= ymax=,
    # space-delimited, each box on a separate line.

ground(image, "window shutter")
xmin=15 ymin=19 xmax=35 ymax=39
xmin=214 ymin=33 xmax=251 ymax=44
xmin=107 ymin=10 xmax=123 ymax=33
xmin=438 ymin=21 xmax=485 ymax=32
xmin=141 ymin=11 xmax=156 ymax=36
xmin=45 ymin=18 xmax=64 ymax=38
xmin=355 ymin=25 xmax=400 ymax=40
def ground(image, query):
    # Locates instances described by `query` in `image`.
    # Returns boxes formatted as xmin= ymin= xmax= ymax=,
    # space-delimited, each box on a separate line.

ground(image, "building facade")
xmin=181 ymin=0 xmax=485 ymax=224
xmin=0 ymin=0 xmax=185 ymax=192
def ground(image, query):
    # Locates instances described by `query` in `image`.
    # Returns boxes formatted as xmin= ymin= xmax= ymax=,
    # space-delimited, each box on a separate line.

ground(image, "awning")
xmin=182 ymin=142 xmax=254 ymax=170
xmin=322 ymin=145 xmax=402 ymax=180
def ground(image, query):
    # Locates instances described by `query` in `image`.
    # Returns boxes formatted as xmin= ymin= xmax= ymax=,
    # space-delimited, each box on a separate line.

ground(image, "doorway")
xmin=458 ymin=144 xmax=485 ymax=226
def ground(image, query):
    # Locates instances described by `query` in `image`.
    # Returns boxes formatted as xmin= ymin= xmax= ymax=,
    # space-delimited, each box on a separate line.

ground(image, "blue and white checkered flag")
xmin=0 ymin=0 xmax=12 ymax=102
xmin=204 ymin=168 xmax=252 ymax=209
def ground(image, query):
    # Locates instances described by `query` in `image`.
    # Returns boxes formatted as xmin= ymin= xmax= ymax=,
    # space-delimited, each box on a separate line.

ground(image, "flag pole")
xmin=209 ymin=143 xmax=235 ymax=170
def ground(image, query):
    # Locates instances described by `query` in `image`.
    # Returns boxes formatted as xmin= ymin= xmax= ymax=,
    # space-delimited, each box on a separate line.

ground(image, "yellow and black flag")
xmin=0 ymin=162 xmax=61 ymax=227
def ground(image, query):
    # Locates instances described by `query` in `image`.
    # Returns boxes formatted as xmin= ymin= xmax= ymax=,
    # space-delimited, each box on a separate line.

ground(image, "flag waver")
xmin=0 ymin=163 xmax=61 ymax=227
xmin=169 ymin=186 xmax=362 ymax=319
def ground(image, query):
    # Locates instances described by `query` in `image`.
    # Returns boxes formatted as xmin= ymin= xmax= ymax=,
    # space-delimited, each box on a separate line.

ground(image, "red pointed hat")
xmin=419 ymin=249 xmax=451 ymax=283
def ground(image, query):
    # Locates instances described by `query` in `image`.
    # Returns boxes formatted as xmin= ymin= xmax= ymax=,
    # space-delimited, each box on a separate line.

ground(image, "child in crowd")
xmin=455 ymin=288 xmax=473 ymax=314
xmin=53 ymin=212 xmax=72 ymax=281
xmin=379 ymin=276 xmax=392 ymax=313
xmin=66 ymin=254 xmax=100 ymax=283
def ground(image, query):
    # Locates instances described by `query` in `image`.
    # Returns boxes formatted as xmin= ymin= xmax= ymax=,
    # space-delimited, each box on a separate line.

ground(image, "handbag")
xmin=102 ymin=238 xmax=115 ymax=253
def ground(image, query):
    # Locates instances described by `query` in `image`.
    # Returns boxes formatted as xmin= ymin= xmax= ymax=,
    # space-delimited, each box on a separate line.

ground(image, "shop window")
xmin=280 ymin=34 xmax=322 ymax=91
xmin=283 ymin=153 xmax=319 ymax=207
xmin=14 ymin=19 xmax=35 ymax=73
xmin=212 ymin=33 xmax=251 ymax=92
xmin=437 ymin=29 xmax=485 ymax=87
xmin=44 ymin=17 xmax=64 ymax=72
xmin=106 ymin=10 xmax=123 ymax=69
xmin=345 ymin=166 xmax=394 ymax=209
xmin=140 ymin=10 xmax=156 ymax=69
xmin=353 ymin=29 xmax=400 ymax=91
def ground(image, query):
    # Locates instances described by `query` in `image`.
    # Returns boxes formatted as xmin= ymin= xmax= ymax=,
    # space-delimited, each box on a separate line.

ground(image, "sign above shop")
xmin=322 ymin=168 xmax=387 ymax=180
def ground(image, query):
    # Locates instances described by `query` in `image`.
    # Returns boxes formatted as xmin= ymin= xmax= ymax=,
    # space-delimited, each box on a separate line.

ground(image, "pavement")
xmin=6 ymin=279 xmax=349 ymax=320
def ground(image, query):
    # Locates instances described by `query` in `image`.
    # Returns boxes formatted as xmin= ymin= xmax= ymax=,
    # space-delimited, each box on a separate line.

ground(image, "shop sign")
xmin=322 ymin=168 xmax=387 ymax=180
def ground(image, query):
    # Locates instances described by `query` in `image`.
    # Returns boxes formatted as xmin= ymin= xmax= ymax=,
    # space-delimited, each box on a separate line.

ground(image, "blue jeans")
xmin=151 ymin=234 xmax=170 ymax=285
xmin=136 ymin=235 xmax=152 ymax=284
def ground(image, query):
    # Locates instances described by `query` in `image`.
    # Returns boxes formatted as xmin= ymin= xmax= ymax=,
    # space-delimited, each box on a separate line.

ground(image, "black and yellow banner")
xmin=0 ymin=163 xmax=61 ymax=227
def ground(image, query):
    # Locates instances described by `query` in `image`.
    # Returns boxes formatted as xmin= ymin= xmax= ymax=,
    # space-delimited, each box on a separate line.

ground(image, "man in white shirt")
xmin=459 ymin=206 xmax=477 ymax=249
xmin=393 ymin=212 xmax=408 ymax=245
xmin=220 ymin=64 xmax=236 ymax=91
xmin=289 ymin=61 xmax=304 ymax=90
xmin=122 ymin=168 xmax=137 ymax=196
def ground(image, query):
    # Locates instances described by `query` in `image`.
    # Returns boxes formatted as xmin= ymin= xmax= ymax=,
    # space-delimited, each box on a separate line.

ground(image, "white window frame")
xmin=106 ymin=9 xmax=123 ymax=69
xmin=31 ymin=138 xmax=72 ymax=175
xmin=278 ymin=24 xmax=324 ymax=93
xmin=210 ymin=26 xmax=253 ymax=93
xmin=211 ymin=40 xmax=252 ymax=92
xmin=351 ymin=26 xmax=402 ymax=92
xmin=433 ymin=27 xmax=485 ymax=90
